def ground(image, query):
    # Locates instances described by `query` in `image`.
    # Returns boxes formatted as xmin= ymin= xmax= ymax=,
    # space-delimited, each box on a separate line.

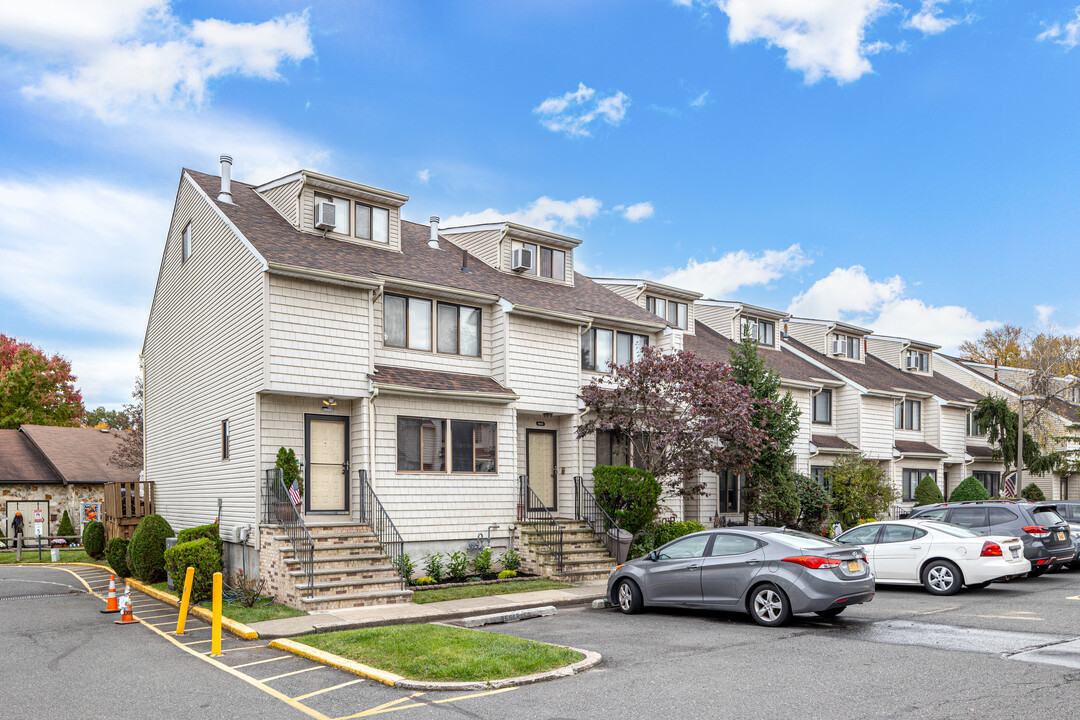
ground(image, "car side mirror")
xmin=649 ymin=550 xmax=659 ymax=561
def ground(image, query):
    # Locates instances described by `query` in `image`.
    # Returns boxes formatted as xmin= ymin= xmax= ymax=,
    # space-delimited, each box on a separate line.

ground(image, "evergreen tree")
xmin=728 ymin=332 xmax=801 ymax=525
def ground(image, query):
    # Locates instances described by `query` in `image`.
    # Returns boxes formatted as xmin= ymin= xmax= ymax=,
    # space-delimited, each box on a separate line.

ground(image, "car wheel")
xmin=1028 ymin=567 xmax=1047 ymax=578
xmin=615 ymin=578 xmax=643 ymax=615
xmin=749 ymin=583 xmax=791 ymax=627
xmin=922 ymin=560 xmax=962 ymax=596
xmin=814 ymin=607 xmax=846 ymax=619
xmin=968 ymin=581 xmax=992 ymax=590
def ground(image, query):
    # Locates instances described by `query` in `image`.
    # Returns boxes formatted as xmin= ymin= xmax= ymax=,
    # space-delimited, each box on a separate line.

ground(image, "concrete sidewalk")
xmin=249 ymin=580 xmax=608 ymax=639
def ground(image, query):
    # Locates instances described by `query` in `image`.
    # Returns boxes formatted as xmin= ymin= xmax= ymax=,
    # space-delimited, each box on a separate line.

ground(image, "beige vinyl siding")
xmin=489 ymin=303 xmax=508 ymax=388
xmin=693 ymin=304 xmax=736 ymax=338
xmin=267 ymin=275 xmax=370 ymax=396
xmin=441 ymin=229 xmax=502 ymax=268
xmin=506 ymin=315 xmax=579 ymax=413
xmin=939 ymin=406 xmax=968 ymax=461
xmin=860 ymin=396 xmax=895 ymax=459
xmin=790 ymin=388 xmax=813 ymax=474
xmin=299 ymin=185 xmax=402 ymax=252
xmin=373 ymin=294 xmax=494 ymax=376
xmin=785 ymin=322 xmax=827 ymax=353
xmin=655 ymin=329 xmax=683 ymax=353
xmin=603 ymin=284 xmax=642 ymax=303
xmin=144 ymin=174 xmax=264 ymax=539
xmin=834 ymin=388 xmax=862 ymax=450
xmin=371 ymin=394 xmax=516 ymax=543
xmin=257 ymin=179 xmax=302 ymax=227
xmin=865 ymin=337 xmax=901 ymax=368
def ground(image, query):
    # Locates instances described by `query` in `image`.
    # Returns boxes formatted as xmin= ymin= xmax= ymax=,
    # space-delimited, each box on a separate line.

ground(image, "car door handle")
xmin=909 ymin=546 xmax=922 ymax=550
xmin=745 ymin=560 xmax=760 ymax=565
xmin=686 ymin=565 xmax=699 ymax=570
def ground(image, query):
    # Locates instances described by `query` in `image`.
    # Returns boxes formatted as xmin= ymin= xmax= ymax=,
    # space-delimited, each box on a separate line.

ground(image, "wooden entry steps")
xmin=514 ymin=519 xmax=618 ymax=583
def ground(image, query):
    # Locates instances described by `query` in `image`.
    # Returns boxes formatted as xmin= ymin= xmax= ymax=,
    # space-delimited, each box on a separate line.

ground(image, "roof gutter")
xmin=370 ymin=383 xmax=519 ymax=403
xmin=376 ymin=275 xmax=499 ymax=304
xmin=267 ymin=262 xmax=381 ymax=289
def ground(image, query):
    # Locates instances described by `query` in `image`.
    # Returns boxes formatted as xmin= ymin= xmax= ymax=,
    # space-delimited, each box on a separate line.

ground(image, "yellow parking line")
xmin=183 ymin=639 xmax=213 ymax=646
xmin=134 ymin=612 xmax=178 ymax=620
xmin=918 ymin=606 xmax=959 ymax=615
xmin=233 ymin=656 xmax=292 ymax=669
xmin=431 ymin=687 xmax=516 ymax=704
xmin=260 ymin=666 xmax=325 ymax=682
xmin=1068 ymin=595 xmax=1080 ymax=600
xmin=292 ymin=678 xmax=365 ymax=701
xmin=336 ymin=695 xmax=426 ymax=719
xmin=221 ymin=644 xmax=269 ymax=652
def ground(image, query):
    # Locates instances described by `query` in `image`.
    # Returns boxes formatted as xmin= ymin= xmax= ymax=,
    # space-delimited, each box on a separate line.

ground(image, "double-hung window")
xmin=902 ymin=469 xmax=936 ymax=501
xmin=384 ymin=295 xmax=432 ymax=351
xmin=355 ymin=203 xmax=390 ymax=244
xmin=397 ymin=417 xmax=495 ymax=473
xmin=581 ymin=329 xmax=649 ymax=371
xmin=741 ymin=317 xmax=775 ymax=346
xmin=966 ymin=410 xmax=984 ymax=437
xmin=646 ymin=296 xmax=688 ymax=330
xmin=973 ymin=471 xmax=1000 ymax=497
xmin=895 ymin=399 xmax=921 ymax=431
xmin=436 ymin=303 xmax=481 ymax=357
xmin=812 ymin=390 xmax=832 ymax=424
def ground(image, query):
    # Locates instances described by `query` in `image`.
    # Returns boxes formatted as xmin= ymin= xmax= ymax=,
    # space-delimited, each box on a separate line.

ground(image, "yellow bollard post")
xmin=211 ymin=571 xmax=223 ymax=656
xmin=176 ymin=567 xmax=195 ymax=635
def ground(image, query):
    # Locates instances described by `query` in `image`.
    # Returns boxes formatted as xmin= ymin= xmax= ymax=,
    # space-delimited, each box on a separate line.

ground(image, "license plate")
xmin=847 ymin=561 xmax=860 ymax=572
xmin=1011 ymin=548 xmax=1020 ymax=558
xmin=1058 ymin=532 xmax=1066 ymax=541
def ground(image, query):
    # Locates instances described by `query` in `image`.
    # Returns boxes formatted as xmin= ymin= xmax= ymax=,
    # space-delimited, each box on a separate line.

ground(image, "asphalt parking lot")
xmin=3 ymin=564 xmax=1079 ymax=719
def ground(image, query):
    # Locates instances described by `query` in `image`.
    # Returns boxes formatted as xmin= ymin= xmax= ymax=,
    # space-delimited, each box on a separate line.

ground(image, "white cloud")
xmin=1035 ymin=304 xmax=1056 ymax=326
xmin=715 ymin=0 xmax=895 ymax=84
xmin=788 ymin=265 xmax=999 ymax=352
xmin=443 ymin=196 xmax=602 ymax=233
xmin=417 ymin=168 xmax=431 ymax=184
xmin=622 ymin=202 xmax=655 ymax=222
xmin=1037 ymin=7 xmax=1080 ymax=50
xmin=689 ymin=90 xmax=710 ymax=107
xmin=534 ymin=83 xmax=630 ymax=138
xmin=904 ymin=0 xmax=973 ymax=36
xmin=659 ymin=244 xmax=811 ymax=298
xmin=10 ymin=2 xmax=314 ymax=121
xmin=67 ymin=346 xmax=143 ymax=410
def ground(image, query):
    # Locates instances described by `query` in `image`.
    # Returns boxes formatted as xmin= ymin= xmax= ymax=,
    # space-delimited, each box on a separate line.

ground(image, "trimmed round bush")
xmin=82 ymin=520 xmax=106 ymax=559
xmin=164 ymin=537 xmax=222 ymax=602
xmin=106 ymin=537 xmax=131 ymax=578
xmin=1021 ymin=483 xmax=1046 ymax=502
xmin=177 ymin=523 xmax=223 ymax=559
xmin=949 ymin=476 xmax=990 ymax=502
xmin=914 ymin=476 xmax=945 ymax=506
xmin=129 ymin=514 xmax=174 ymax=582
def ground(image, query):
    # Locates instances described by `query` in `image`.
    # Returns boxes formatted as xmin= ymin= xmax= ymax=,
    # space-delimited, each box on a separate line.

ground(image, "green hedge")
xmin=593 ymin=465 xmax=662 ymax=537
xmin=913 ymin=476 xmax=945 ymax=506
xmin=949 ymin=476 xmax=990 ymax=502
xmin=82 ymin=520 xmax=106 ymax=559
xmin=628 ymin=520 xmax=706 ymax=560
xmin=106 ymin=537 xmax=131 ymax=578
xmin=1021 ymin=483 xmax=1046 ymax=502
xmin=129 ymin=514 xmax=174 ymax=582
xmin=164 ymin=537 xmax=222 ymax=603
xmin=177 ymin=524 xmax=223 ymax=559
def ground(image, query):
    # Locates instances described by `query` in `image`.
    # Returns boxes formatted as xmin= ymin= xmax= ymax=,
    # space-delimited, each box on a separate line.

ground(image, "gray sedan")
xmin=606 ymin=527 xmax=875 ymax=626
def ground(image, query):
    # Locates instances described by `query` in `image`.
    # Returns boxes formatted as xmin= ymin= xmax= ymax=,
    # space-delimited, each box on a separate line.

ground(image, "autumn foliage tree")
xmin=0 ymin=334 xmax=84 ymax=429
xmin=110 ymin=376 xmax=144 ymax=470
xmin=577 ymin=346 xmax=770 ymax=500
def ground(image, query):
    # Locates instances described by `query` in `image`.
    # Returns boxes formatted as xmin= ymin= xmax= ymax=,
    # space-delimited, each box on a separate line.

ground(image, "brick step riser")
xmin=279 ymin=545 xmax=384 ymax=558
xmin=286 ymin=556 xmax=390 ymax=569
xmin=556 ymin=571 xmax=614 ymax=583
xmin=273 ymin=535 xmax=378 ymax=545
xmin=305 ymin=526 xmax=373 ymax=535
xmin=296 ymin=580 xmax=405 ymax=594
xmin=291 ymin=569 xmax=399 ymax=583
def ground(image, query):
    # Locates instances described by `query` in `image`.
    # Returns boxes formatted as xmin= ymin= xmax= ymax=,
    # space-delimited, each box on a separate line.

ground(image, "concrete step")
xmin=556 ymin=568 xmax=615 ymax=583
xmin=298 ymin=589 xmax=413 ymax=610
xmin=280 ymin=541 xmax=385 ymax=558
xmin=294 ymin=576 xmax=405 ymax=593
xmin=274 ymin=532 xmax=378 ymax=544
xmin=289 ymin=565 xmax=398 ymax=582
xmin=285 ymin=553 xmax=391 ymax=569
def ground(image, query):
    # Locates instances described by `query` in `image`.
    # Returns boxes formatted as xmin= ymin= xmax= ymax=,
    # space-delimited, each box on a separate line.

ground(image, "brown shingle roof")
xmin=186 ymin=170 xmax=663 ymax=327
xmin=14 ymin=426 xmax=140 ymax=485
xmin=0 ymin=430 xmax=62 ymax=484
xmin=684 ymin=322 xmax=827 ymax=385
xmin=894 ymin=440 xmax=946 ymax=457
xmin=811 ymin=434 xmax=857 ymax=451
xmin=966 ymin=444 xmax=994 ymax=459
xmin=370 ymin=365 xmax=516 ymax=396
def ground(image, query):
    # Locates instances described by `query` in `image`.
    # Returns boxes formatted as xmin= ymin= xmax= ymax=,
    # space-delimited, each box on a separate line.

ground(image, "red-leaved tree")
xmin=577 ymin=346 xmax=771 ymax=498
xmin=0 ymin=334 xmax=85 ymax=428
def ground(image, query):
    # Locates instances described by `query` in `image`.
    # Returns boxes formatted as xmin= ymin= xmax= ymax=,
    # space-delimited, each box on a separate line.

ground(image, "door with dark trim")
xmin=526 ymin=429 xmax=557 ymax=511
xmin=305 ymin=414 xmax=349 ymax=513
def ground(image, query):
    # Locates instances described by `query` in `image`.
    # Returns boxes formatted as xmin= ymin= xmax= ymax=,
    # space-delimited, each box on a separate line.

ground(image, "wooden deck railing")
xmin=103 ymin=481 xmax=154 ymax=540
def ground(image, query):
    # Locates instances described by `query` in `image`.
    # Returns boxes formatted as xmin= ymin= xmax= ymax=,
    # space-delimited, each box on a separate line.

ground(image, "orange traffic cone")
xmin=100 ymin=575 xmax=119 ymax=614
xmin=114 ymin=587 xmax=140 ymax=625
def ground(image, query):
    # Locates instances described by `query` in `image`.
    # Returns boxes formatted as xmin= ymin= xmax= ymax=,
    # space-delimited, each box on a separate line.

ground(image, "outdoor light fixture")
xmin=322 ymin=398 xmax=337 ymax=413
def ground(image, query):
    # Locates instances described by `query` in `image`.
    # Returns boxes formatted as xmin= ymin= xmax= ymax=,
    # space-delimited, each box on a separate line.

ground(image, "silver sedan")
xmin=606 ymin=527 xmax=875 ymax=626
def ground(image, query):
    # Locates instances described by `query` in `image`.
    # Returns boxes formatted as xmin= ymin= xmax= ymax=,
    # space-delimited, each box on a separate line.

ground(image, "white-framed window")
xmin=902 ymin=469 xmax=936 ymax=501
xmin=834 ymin=333 xmax=860 ymax=359
xmin=396 ymin=416 xmax=496 ymax=473
xmin=221 ymin=419 xmax=230 ymax=460
xmin=581 ymin=329 xmax=649 ymax=371
xmin=741 ymin=316 xmax=775 ymax=346
xmin=510 ymin=240 xmax=565 ymax=280
xmin=905 ymin=350 xmax=929 ymax=372
xmin=966 ymin=410 xmax=985 ymax=437
xmin=646 ymin=296 xmax=688 ymax=330
xmin=314 ymin=193 xmax=351 ymax=235
xmin=182 ymin=222 xmax=192 ymax=263
xmin=812 ymin=390 xmax=832 ymax=424
xmin=354 ymin=202 xmax=390 ymax=244
xmin=895 ymin=399 xmax=922 ymax=431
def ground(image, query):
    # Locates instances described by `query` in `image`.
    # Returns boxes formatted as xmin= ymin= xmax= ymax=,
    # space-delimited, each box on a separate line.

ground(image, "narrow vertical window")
xmin=372 ymin=207 xmax=389 ymax=244
xmin=182 ymin=222 xmax=192 ymax=262
xmin=581 ymin=329 xmax=596 ymax=370
xmin=221 ymin=419 xmax=230 ymax=460
xmin=551 ymin=249 xmax=566 ymax=281
xmin=355 ymin=203 xmax=372 ymax=240
xmin=384 ymin=295 xmax=407 ymax=348
xmin=408 ymin=298 xmax=432 ymax=351
xmin=437 ymin=303 xmax=459 ymax=354
xmin=595 ymin=329 xmax=614 ymax=371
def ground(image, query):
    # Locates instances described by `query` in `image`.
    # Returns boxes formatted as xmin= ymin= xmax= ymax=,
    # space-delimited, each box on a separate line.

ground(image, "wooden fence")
xmin=103 ymin=481 xmax=154 ymax=540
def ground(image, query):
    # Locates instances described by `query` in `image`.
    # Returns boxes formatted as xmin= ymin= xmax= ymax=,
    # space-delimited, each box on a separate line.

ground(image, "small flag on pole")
xmin=287 ymin=480 xmax=302 ymax=505
xmin=1002 ymin=473 xmax=1016 ymax=498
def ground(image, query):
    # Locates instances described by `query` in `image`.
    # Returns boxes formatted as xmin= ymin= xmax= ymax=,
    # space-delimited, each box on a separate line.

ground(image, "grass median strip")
xmin=0 ymin=549 xmax=107 ymax=565
xmin=411 ymin=579 xmax=570 ymax=604
xmin=292 ymin=624 xmax=584 ymax=683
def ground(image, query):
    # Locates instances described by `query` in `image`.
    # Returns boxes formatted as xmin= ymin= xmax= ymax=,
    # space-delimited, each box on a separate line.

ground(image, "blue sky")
xmin=1 ymin=0 xmax=1078 ymax=409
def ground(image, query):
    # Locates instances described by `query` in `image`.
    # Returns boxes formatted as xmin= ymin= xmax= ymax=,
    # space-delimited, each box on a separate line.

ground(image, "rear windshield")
xmin=776 ymin=529 xmax=842 ymax=549
xmin=1032 ymin=507 xmax=1065 ymax=525
xmin=921 ymin=521 xmax=984 ymax=538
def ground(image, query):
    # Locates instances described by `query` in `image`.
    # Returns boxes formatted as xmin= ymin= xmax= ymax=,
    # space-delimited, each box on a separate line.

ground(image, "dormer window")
xmin=511 ymin=240 xmax=565 ymax=280
xmin=355 ymin=203 xmax=389 ymax=244
xmin=646 ymin=296 xmax=688 ymax=330
xmin=314 ymin=193 xmax=350 ymax=235
xmin=741 ymin=316 xmax=775 ymax=346
xmin=905 ymin=350 xmax=929 ymax=372
xmin=832 ymin=333 xmax=860 ymax=359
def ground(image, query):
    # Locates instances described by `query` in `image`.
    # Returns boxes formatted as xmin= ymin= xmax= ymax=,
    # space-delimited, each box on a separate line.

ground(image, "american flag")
xmin=1002 ymin=473 xmax=1016 ymax=498
xmin=287 ymin=479 xmax=302 ymax=505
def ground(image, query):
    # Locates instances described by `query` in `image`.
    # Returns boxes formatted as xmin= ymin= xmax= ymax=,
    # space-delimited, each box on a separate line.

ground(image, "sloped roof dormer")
xmin=441 ymin=222 xmax=580 ymax=287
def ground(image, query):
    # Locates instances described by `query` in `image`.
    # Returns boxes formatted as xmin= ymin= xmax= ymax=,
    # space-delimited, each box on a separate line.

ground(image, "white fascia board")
xmin=184 ymin=171 xmax=268 ymax=271
xmin=781 ymin=341 xmax=867 ymax=394
xmin=254 ymin=171 xmax=303 ymax=193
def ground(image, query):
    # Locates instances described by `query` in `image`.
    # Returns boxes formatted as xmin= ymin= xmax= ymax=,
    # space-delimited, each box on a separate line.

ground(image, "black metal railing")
xmin=517 ymin=475 xmax=564 ymax=572
xmin=574 ymin=476 xmax=627 ymax=563
xmin=358 ymin=470 xmax=406 ymax=590
xmin=263 ymin=468 xmax=315 ymax=598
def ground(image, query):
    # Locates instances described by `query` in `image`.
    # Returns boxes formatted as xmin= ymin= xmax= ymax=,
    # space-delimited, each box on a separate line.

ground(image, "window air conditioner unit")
xmin=831 ymin=340 xmax=845 ymax=355
xmin=314 ymin=202 xmax=336 ymax=231
xmin=511 ymin=247 xmax=533 ymax=272
xmin=906 ymin=356 xmax=918 ymax=370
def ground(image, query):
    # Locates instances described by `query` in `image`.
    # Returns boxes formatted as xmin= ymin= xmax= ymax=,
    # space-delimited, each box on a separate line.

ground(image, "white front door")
xmin=306 ymin=416 xmax=348 ymax=513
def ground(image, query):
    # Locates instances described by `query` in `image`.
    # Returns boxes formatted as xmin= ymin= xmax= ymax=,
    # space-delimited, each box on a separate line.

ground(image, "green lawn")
xmin=411 ymin=578 xmax=570 ymax=604
xmin=149 ymin=581 xmax=307 ymax=624
xmin=295 ymin=624 xmax=583 ymax=682
xmin=0 ymin=548 xmax=106 ymax=566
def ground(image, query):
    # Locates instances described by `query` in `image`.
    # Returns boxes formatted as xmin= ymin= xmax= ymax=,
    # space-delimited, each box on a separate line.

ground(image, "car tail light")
xmin=782 ymin=556 xmax=842 ymax=569
xmin=980 ymin=541 xmax=1002 ymax=557
xmin=1022 ymin=525 xmax=1051 ymax=538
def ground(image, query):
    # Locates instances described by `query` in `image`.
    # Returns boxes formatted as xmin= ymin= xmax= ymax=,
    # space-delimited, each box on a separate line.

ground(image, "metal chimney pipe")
xmin=218 ymin=154 xmax=234 ymax=204
xmin=428 ymin=216 xmax=440 ymax=249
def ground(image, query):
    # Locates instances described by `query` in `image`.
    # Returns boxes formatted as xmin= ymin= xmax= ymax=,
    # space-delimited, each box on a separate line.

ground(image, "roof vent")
xmin=218 ymin=154 xmax=233 ymax=204
xmin=429 ymin=216 xmax=440 ymax=249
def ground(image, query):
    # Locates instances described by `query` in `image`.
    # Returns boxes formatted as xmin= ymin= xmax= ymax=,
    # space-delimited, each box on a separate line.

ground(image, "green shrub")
xmin=628 ymin=520 xmax=706 ymax=559
xmin=414 ymin=576 xmax=436 ymax=586
xmin=499 ymin=549 xmax=521 ymax=572
xmin=447 ymin=551 xmax=470 ymax=583
xmin=423 ymin=552 xmax=444 ymax=583
xmin=592 ymin=465 xmax=662 ymax=537
xmin=128 ymin=514 xmax=174 ymax=582
xmin=472 ymin=547 xmax=494 ymax=578
xmin=57 ymin=510 xmax=74 ymax=538
xmin=795 ymin=474 xmax=831 ymax=534
xmin=914 ymin=476 xmax=945 ymax=506
xmin=949 ymin=476 xmax=990 ymax=502
xmin=177 ymin=524 xmax=223 ymax=559
xmin=164 ymin=537 xmax=222 ymax=603
xmin=828 ymin=454 xmax=898 ymax=528
xmin=498 ymin=569 xmax=517 ymax=579
xmin=393 ymin=553 xmax=415 ymax=582
xmin=82 ymin=520 xmax=106 ymax=559
xmin=1021 ymin=483 xmax=1046 ymax=502
xmin=106 ymin=537 xmax=131 ymax=578
xmin=276 ymin=447 xmax=302 ymax=499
